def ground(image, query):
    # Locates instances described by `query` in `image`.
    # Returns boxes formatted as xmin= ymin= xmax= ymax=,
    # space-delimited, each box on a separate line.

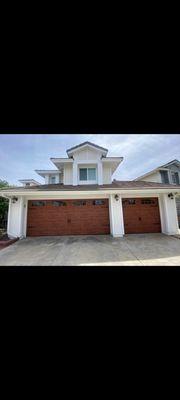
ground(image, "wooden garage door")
xmin=122 ymin=198 xmax=161 ymax=234
xmin=27 ymin=199 xmax=110 ymax=236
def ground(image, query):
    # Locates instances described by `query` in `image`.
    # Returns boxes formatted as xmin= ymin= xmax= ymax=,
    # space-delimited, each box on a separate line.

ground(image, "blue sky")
xmin=0 ymin=133 xmax=180 ymax=185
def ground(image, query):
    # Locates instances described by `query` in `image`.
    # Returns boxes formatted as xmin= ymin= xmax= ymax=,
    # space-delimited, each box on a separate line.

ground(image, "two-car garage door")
xmin=27 ymin=199 xmax=110 ymax=236
xmin=27 ymin=197 xmax=161 ymax=236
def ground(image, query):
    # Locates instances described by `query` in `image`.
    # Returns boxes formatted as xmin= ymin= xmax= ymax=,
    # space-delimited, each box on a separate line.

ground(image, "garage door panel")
xmin=27 ymin=199 xmax=110 ymax=236
xmin=122 ymin=198 xmax=161 ymax=234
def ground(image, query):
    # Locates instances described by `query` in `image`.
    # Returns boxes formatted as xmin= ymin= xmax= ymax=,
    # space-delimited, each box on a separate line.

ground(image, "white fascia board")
xmin=50 ymin=159 xmax=73 ymax=163
xmin=35 ymin=170 xmax=62 ymax=177
xmin=50 ymin=158 xmax=73 ymax=168
xmin=1 ymin=188 xmax=180 ymax=198
xmin=19 ymin=179 xmax=40 ymax=184
xmin=162 ymin=160 xmax=180 ymax=168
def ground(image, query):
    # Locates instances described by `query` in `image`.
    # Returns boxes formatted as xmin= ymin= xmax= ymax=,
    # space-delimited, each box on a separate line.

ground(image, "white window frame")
xmin=171 ymin=171 xmax=180 ymax=185
xmin=171 ymin=172 xmax=176 ymax=184
xmin=50 ymin=176 xmax=56 ymax=184
xmin=78 ymin=166 xmax=97 ymax=185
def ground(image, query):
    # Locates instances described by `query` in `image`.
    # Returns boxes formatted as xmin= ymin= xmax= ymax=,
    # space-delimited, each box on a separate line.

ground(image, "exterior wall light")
xmin=168 ymin=193 xmax=174 ymax=200
xmin=12 ymin=197 xmax=18 ymax=203
xmin=114 ymin=194 xmax=119 ymax=201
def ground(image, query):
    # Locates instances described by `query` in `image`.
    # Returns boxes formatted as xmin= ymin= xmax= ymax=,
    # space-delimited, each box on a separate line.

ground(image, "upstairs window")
xmin=171 ymin=172 xmax=179 ymax=185
xmin=50 ymin=176 xmax=56 ymax=184
xmin=160 ymin=170 xmax=169 ymax=184
xmin=80 ymin=169 xmax=87 ymax=181
xmin=79 ymin=168 xmax=96 ymax=182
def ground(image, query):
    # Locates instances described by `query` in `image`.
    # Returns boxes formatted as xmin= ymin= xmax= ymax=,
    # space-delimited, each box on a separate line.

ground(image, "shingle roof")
xmin=66 ymin=141 xmax=108 ymax=154
xmin=2 ymin=181 xmax=180 ymax=191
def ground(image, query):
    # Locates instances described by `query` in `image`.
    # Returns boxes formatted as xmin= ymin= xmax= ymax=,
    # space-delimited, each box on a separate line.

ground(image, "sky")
xmin=0 ymin=133 xmax=180 ymax=185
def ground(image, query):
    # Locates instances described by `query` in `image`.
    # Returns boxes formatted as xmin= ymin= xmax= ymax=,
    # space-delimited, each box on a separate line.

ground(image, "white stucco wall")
xmin=159 ymin=193 xmax=179 ymax=235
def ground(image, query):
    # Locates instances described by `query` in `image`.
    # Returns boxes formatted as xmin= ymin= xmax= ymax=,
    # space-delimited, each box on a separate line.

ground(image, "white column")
xmin=7 ymin=196 xmax=26 ymax=238
xmin=109 ymin=194 xmax=124 ymax=237
xmin=7 ymin=198 xmax=12 ymax=236
xmin=73 ymin=162 xmax=78 ymax=186
xmin=18 ymin=196 xmax=26 ymax=238
xmin=159 ymin=193 xmax=179 ymax=235
xmin=45 ymin=175 xmax=49 ymax=184
xmin=98 ymin=162 xmax=103 ymax=185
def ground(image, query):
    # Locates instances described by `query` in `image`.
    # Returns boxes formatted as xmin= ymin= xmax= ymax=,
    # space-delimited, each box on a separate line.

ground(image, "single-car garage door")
xmin=122 ymin=198 xmax=161 ymax=234
xmin=27 ymin=199 xmax=110 ymax=236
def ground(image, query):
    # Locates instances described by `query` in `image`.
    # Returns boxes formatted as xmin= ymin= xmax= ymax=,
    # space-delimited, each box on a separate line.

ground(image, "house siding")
xmin=64 ymin=164 xmax=73 ymax=185
xmin=141 ymin=171 xmax=162 ymax=183
xmin=103 ymin=165 xmax=112 ymax=184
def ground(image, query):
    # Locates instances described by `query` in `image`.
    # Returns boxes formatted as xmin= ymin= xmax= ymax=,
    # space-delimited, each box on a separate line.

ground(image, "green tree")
xmin=0 ymin=180 xmax=9 ymax=228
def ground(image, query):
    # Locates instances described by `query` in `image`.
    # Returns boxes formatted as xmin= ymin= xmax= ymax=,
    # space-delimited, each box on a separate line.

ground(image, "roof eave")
xmin=1 ymin=187 xmax=180 ymax=198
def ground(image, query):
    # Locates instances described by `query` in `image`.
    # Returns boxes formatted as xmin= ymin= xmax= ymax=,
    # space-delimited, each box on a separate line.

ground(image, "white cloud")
xmin=0 ymin=133 xmax=180 ymax=184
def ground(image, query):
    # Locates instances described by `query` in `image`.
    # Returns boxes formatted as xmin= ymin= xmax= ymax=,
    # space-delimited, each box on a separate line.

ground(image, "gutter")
xmin=1 ymin=188 xmax=180 ymax=197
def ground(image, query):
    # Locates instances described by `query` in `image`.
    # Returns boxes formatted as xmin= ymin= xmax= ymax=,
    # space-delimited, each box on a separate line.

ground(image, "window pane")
xmin=51 ymin=177 xmax=56 ymax=184
xmin=172 ymin=173 xmax=176 ymax=184
xmin=80 ymin=169 xmax=87 ymax=181
xmin=122 ymin=199 xmax=136 ymax=205
xmin=73 ymin=201 xmax=86 ymax=206
xmin=93 ymin=200 xmax=105 ymax=206
xmin=160 ymin=171 xmax=169 ymax=184
xmin=175 ymin=173 xmax=179 ymax=185
xmin=141 ymin=199 xmax=155 ymax=204
xmin=52 ymin=201 xmax=67 ymax=206
xmin=32 ymin=201 xmax=46 ymax=207
xmin=88 ymin=168 xmax=96 ymax=181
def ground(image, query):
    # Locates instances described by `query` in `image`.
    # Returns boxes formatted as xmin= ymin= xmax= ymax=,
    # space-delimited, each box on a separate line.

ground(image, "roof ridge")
xmin=66 ymin=141 xmax=108 ymax=154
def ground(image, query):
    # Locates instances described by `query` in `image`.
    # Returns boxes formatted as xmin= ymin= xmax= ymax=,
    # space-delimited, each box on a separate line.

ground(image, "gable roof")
xmin=135 ymin=159 xmax=180 ymax=181
xmin=66 ymin=141 xmax=108 ymax=156
xmin=161 ymin=159 xmax=180 ymax=168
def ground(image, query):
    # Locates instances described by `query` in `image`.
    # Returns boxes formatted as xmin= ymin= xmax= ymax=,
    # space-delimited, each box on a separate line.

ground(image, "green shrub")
xmin=0 ymin=180 xmax=9 ymax=228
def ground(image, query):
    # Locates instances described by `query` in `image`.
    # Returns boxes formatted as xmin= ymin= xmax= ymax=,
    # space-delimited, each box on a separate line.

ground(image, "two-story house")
xmin=135 ymin=160 xmax=180 ymax=227
xmin=0 ymin=142 xmax=180 ymax=238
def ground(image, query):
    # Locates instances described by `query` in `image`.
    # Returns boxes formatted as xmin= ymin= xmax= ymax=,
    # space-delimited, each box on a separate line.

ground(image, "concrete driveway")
xmin=0 ymin=234 xmax=180 ymax=267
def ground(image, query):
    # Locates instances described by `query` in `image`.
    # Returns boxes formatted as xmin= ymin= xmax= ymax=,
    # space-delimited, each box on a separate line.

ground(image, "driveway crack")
xmin=124 ymin=239 xmax=145 ymax=266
